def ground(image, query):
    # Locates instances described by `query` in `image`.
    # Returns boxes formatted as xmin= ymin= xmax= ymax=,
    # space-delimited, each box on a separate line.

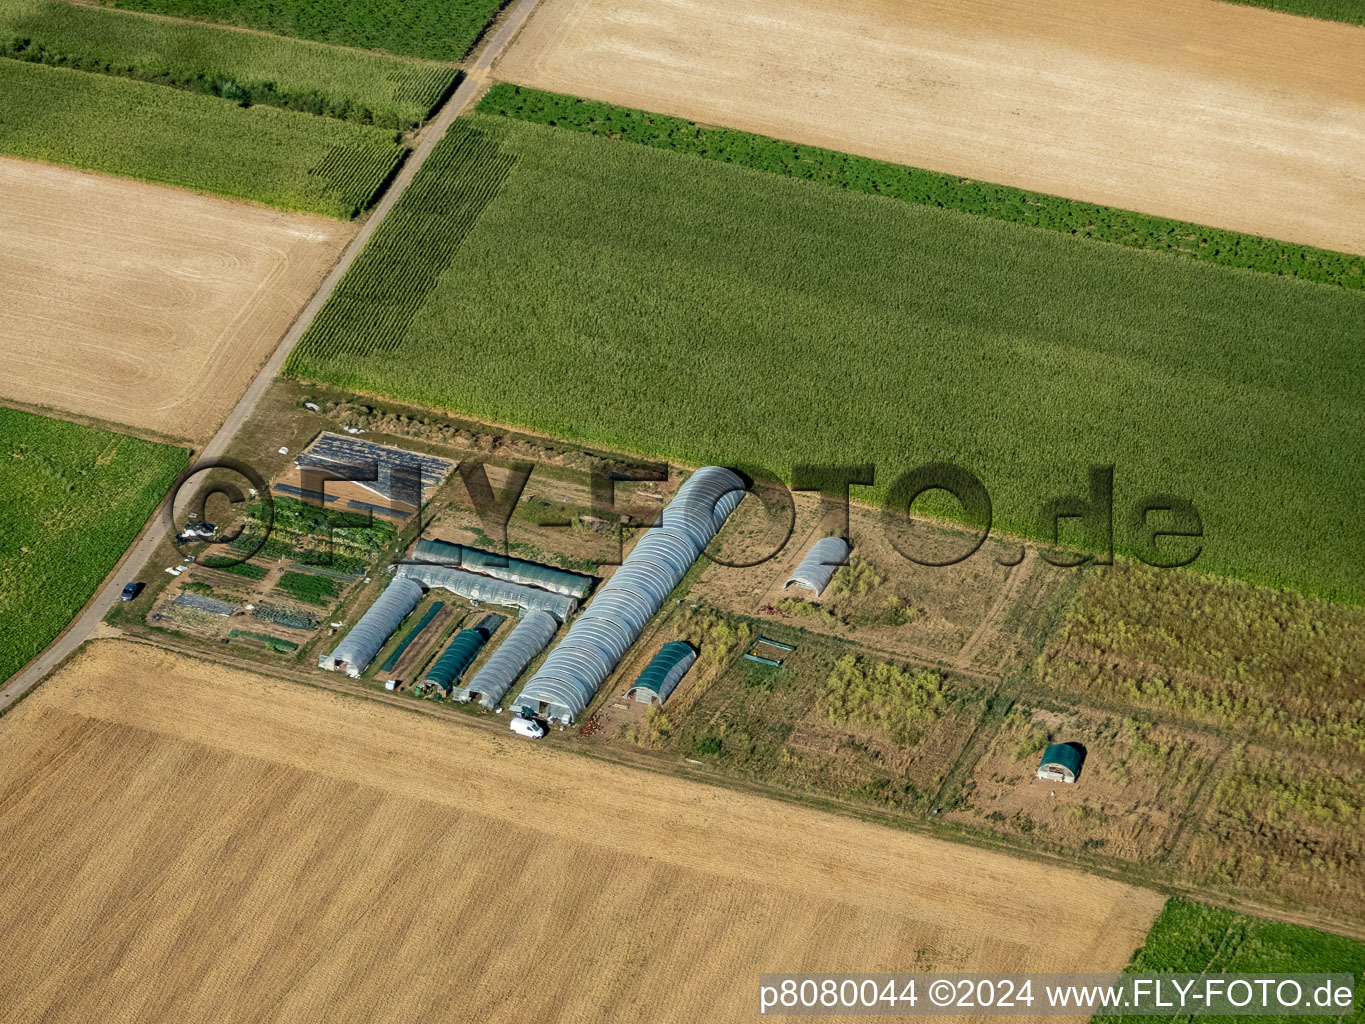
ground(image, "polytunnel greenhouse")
xmin=783 ymin=536 xmax=851 ymax=597
xmin=317 ymin=576 xmax=423 ymax=677
xmin=396 ymin=563 xmax=577 ymax=620
xmin=452 ymin=609 xmax=559 ymax=707
xmin=627 ymin=641 xmax=697 ymax=705
xmin=412 ymin=538 xmax=593 ymax=600
xmin=513 ymin=466 xmax=746 ymax=723
xmin=424 ymin=614 xmax=503 ymax=695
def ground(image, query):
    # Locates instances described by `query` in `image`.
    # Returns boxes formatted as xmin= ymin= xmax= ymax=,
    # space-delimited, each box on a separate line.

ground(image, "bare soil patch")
xmin=498 ymin=0 xmax=1365 ymax=255
xmin=0 ymin=640 xmax=1162 ymax=1022
xmin=0 ymin=158 xmax=353 ymax=441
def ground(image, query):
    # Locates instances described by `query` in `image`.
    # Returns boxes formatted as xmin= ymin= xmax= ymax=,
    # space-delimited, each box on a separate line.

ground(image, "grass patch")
xmin=822 ymin=655 xmax=951 ymax=746
xmin=0 ymin=408 xmax=187 ymax=682
xmin=93 ymin=0 xmax=507 ymax=61
xmin=478 ymin=85 xmax=1365 ymax=291
xmin=274 ymin=570 xmax=340 ymax=605
xmin=283 ymin=113 xmax=1365 ymax=601
xmin=0 ymin=0 xmax=455 ymax=129
xmin=1096 ymin=899 xmax=1364 ymax=1024
xmin=0 ymin=59 xmax=403 ymax=217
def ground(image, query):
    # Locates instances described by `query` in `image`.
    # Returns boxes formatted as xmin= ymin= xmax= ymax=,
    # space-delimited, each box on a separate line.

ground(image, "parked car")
xmin=119 ymin=582 xmax=144 ymax=602
xmin=509 ymin=715 xmax=546 ymax=739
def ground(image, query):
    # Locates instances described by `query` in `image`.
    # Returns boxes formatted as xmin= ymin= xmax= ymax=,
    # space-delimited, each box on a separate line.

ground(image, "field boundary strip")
xmin=477 ymin=84 xmax=1365 ymax=292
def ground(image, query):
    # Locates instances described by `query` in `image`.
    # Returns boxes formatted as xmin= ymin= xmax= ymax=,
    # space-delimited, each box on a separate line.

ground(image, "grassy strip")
xmin=1094 ymin=899 xmax=1364 ymax=1024
xmin=0 ymin=60 xmax=403 ymax=217
xmin=94 ymin=0 xmax=507 ymax=61
xmin=478 ymin=84 xmax=1364 ymax=291
xmin=0 ymin=0 xmax=456 ymax=129
xmin=284 ymin=114 xmax=1365 ymax=601
xmin=1220 ymin=0 xmax=1365 ymax=24
xmin=0 ymin=408 xmax=187 ymax=683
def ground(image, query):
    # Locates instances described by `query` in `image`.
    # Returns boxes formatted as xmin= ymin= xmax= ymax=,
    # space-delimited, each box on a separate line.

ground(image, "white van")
xmin=509 ymin=715 xmax=546 ymax=739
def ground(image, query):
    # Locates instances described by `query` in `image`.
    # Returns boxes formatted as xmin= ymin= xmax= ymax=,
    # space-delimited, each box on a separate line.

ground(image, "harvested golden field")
xmin=0 ymin=640 xmax=1163 ymax=1023
xmin=497 ymin=0 xmax=1365 ymax=255
xmin=0 ymin=158 xmax=353 ymax=441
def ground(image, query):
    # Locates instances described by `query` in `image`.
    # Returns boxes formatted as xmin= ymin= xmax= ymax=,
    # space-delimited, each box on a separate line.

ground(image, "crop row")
xmin=0 ymin=60 xmax=403 ymax=217
xmin=284 ymin=114 xmax=1365 ymax=601
xmin=0 ymin=0 xmax=455 ymax=129
xmin=1222 ymin=0 xmax=1365 ymax=24
xmin=0 ymin=408 xmax=188 ymax=684
xmin=95 ymin=0 xmax=509 ymax=61
xmin=479 ymin=85 xmax=1364 ymax=291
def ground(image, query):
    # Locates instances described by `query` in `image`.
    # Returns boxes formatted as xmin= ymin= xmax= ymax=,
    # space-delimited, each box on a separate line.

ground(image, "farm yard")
xmin=0 ymin=640 xmax=1165 ymax=1022
xmin=0 ymin=0 xmax=457 ymax=129
xmin=0 ymin=408 xmax=186 ymax=684
xmin=0 ymin=59 xmax=404 ymax=217
xmin=496 ymin=0 xmax=1365 ymax=256
xmin=284 ymin=112 xmax=1365 ymax=602
xmin=0 ymin=157 xmax=354 ymax=441
xmin=93 ymin=0 xmax=509 ymax=61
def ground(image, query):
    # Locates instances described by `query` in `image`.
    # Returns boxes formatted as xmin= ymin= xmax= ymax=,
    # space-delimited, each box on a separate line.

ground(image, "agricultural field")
xmin=0 ymin=408 xmax=187 ymax=684
xmin=1222 ymin=0 xmax=1365 ymax=24
xmin=496 ymin=0 xmax=1365 ymax=256
xmin=0 ymin=0 xmax=456 ymax=129
xmin=284 ymin=114 xmax=1365 ymax=601
xmin=1095 ymin=899 xmax=1365 ymax=1024
xmin=0 ymin=59 xmax=403 ymax=217
xmin=0 ymin=157 xmax=353 ymax=441
xmin=0 ymin=640 xmax=1164 ymax=1021
xmin=94 ymin=0 xmax=507 ymax=61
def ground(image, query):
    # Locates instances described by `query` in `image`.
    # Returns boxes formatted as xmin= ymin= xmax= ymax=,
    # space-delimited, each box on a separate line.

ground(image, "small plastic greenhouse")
xmin=783 ymin=536 xmax=851 ymax=597
xmin=452 ymin=609 xmax=559 ymax=707
xmin=627 ymin=641 xmax=697 ymax=705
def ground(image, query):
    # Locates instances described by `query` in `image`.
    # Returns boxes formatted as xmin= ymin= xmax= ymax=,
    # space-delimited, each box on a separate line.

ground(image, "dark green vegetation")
xmin=94 ymin=0 xmax=507 ymax=60
xmin=479 ymin=85 xmax=1365 ymax=291
xmin=0 ymin=0 xmax=455 ymax=129
xmin=228 ymin=628 xmax=299 ymax=653
xmin=285 ymin=113 xmax=1365 ymax=600
xmin=250 ymin=602 xmax=318 ymax=631
xmin=1221 ymin=0 xmax=1365 ymax=25
xmin=222 ymin=496 xmax=398 ymax=574
xmin=0 ymin=59 xmax=403 ymax=217
xmin=274 ymin=570 xmax=340 ymax=605
xmin=1096 ymin=899 xmax=1364 ymax=1024
xmin=212 ymin=560 xmax=269 ymax=581
xmin=1041 ymin=565 xmax=1365 ymax=755
xmin=0 ymin=408 xmax=187 ymax=683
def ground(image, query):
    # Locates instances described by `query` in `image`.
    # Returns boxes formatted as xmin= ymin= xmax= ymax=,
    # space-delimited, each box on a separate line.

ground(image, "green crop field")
xmin=0 ymin=408 xmax=188 ymax=685
xmin=285 ymin=114 xmax=1365 ymax=601
xmin=0 ymin=59 xmax=403 ymax=217
xmin=275 ymin=570 xmax=340 ymax=605
xmin=0 ymin=0 xmax=455 ymax=129
xmin=1095 ymin=899 xmax=1364 ymax=1024
xmin=93 ymin=0 xmax=507 ymax=61
xmin=1222 ymin=0 xmax=1365 ymax=24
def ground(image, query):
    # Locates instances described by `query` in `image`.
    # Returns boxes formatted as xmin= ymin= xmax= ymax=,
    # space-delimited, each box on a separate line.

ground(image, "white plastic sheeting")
xmin=783 ymin=536 xmax=851 ymax=597
xmin=452 ymin=609 xmax=559 ymax=707
xmin=318 ymin=576 xmax=423 ymax=678
xmin=514 ymin=467 xmax=745 ymax=723
xmin=396 ymin=563 xmax=577 ymax=620
xmin=413 ymin=539 xmax=593 ymax=599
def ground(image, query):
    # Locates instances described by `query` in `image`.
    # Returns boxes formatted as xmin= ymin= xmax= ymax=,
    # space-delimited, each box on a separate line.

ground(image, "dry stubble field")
xmin=0 ymin=158 xmax=353 ymax=441
xmin=0 ymin=640 xmax=1162 ymax=1023
xmin=497 ymin=0 xmax=1365 ymax=255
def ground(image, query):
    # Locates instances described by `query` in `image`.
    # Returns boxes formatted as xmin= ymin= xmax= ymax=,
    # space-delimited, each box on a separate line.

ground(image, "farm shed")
xmin=783 ymin=536 xmax=851 ymax=597
xmin=424 ymin=614 xmax=504 ymax=695
xmin=396 ymin=563 xmax=577 ymax=620
xmin=453 ymin=609 xmax=559 ymax=707
xmin=318 ymin=576 xmax=423 ymax=677
xmin=295 ymin=432 xmax=454 ymax=507
xmin=627 ymin=641 xmax=697 ymax=705
xmin=1037 ymin=743 xmax=1085 ymax=784
xmin=413 ymin=538 xmax=593 ymax=599
xmin=514 ymin=466 xmax=745 ymax=724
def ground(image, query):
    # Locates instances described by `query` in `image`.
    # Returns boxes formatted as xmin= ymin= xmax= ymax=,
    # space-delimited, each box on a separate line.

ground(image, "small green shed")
xmin=627 ymin=641 xmax=697 ymax=705
xmin=1036 ymin=743 xmax=1085 ymax=784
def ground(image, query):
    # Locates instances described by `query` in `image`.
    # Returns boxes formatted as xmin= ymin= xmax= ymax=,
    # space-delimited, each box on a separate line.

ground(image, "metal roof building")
xmin=1037 ymin=743 xmax=1085 ymax=784
xmin=514 ymin=467 xmax=745 ymax=723
xmin=783 ymin=536 xmax=851 ymax=597
xmin=396 ymin=563 xmax=577 ymax=620
xmin=627 ymin=641 xmax=697 ymax=705
xmin=413 ymin=538 xmax=593 ymax=600
xmin=453 ymin=609 xmax=559 ymax=707
xmin=424 ymin=614 xmax=503 ymax=695
xmin=318 ymin=576 xmax=423 ymax=677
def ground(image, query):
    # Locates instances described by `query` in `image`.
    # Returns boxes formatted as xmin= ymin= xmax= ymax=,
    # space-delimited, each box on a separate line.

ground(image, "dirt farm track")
xmin=0 ymin=641 xmax=1162 ymax=1023
xmin=0 ymin=158 xmax=353 ymax=441
xmin=498 ymin=0 xmax=1365 ymax=256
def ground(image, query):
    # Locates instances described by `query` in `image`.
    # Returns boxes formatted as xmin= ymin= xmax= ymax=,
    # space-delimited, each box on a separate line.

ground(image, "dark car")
xmin=119 ymin=582 xmax=144 ymax=602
